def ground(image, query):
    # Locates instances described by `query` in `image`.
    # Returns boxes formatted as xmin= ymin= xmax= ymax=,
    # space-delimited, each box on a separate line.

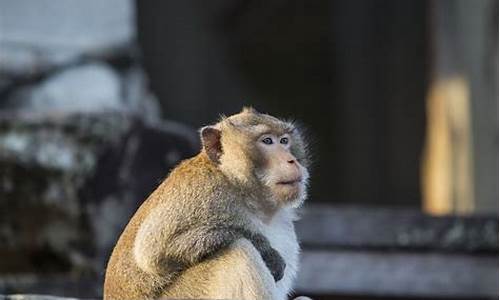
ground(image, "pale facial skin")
xmin=256 ymin=132 xmax=309 ymax=206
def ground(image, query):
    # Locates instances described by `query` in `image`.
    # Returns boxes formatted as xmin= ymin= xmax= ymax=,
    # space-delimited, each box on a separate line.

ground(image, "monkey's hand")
xmin=243 ymin=231 xmax=286 ymax=282
xmin=261 ymin=245 xmax=286 ymax=282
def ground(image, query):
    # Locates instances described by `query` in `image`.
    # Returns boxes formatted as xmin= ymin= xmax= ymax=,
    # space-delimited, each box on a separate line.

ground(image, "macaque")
xmin=104 ymin=107 xmax=310 ymax=300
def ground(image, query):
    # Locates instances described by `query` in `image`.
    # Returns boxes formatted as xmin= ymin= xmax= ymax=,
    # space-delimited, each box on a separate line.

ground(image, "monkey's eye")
xmin=262 ymin=137 xmax=273 ymax=145
xmin=280 ymin=137 xmax=289 ymax=145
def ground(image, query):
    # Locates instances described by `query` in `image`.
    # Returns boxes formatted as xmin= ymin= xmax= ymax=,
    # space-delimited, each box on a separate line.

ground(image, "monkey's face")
xmin=254 ymin=132 xmax=309 ymax=207
xmin=201 ymin=107 xmax=310 ymax=208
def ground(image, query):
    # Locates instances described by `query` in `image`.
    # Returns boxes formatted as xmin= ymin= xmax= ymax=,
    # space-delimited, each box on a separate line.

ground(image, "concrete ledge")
xmin=296 ymin=204 xmax=498 ymax=252
xmin=296 ymin=250 xmax=498 ymax=298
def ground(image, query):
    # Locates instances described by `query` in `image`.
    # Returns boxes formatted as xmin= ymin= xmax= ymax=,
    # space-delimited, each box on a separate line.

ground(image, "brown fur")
xmin=103 ymin=108 xmax=309 ymax=300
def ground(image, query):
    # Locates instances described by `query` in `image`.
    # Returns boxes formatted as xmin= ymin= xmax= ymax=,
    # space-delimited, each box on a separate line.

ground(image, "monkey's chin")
xmin=272 ymin=183 xmax=307 ymax=208
xmin=290 ymin=187 xmax=307 ymax=208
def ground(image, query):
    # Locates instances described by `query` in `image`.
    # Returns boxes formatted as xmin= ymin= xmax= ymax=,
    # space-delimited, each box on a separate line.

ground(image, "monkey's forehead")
xmin=223 ymin=113 xmax=294 ymax=135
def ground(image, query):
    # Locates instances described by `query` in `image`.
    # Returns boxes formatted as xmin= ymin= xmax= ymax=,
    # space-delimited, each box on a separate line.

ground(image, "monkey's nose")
xmin=287 ymin=159 xmax=296 ymax=164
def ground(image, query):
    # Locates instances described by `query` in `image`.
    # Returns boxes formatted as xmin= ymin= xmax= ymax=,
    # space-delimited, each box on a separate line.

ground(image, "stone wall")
xmin=0 ymin=1 xmax=198 ymax=298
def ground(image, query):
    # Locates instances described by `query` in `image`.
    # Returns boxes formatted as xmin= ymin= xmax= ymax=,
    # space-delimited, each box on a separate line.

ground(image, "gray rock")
xmin=0 ymin=77 xmax=13 ymax=94
xmin=0 ymin=0 xmax=135 ymax=75
xmin=0 ymin=112 xmax=198 ymax=297
xmin=121 ymin=66 xmax=162 ymax=123
xmin=6 ymin=63 xmax=122 ymax=114
xmin=4 ymin=63 xmax=162 ymax=122
xmin=0 ymin=275 xmax=101 ymax=299
xmin=1 ymin=295 xmax=80 ymax=300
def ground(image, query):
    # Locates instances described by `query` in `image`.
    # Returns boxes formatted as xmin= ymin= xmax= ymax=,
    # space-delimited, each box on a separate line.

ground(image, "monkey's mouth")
xmin=276 ymin=177 xmax=302 ymax=186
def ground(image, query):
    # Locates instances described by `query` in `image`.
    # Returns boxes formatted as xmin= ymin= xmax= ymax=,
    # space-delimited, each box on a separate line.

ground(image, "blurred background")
xmin=0 ymin=0 xmax=498 ymax=299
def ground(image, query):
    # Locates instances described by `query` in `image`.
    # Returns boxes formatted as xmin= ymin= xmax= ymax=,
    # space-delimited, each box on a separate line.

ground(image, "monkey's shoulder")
xmin=167 ymin=154 xmax=220 ymax=181
xmin=146 ymin=154 xmax=236 ymax=211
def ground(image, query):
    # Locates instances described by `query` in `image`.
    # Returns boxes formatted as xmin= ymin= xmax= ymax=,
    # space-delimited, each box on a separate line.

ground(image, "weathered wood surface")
xmin=297 ymin=250 xmax=498 ymax=298
xmin=296 ymin=205 xmax=498 ymax=252
xmin=294 ymin=205 xmax=498 ymax=298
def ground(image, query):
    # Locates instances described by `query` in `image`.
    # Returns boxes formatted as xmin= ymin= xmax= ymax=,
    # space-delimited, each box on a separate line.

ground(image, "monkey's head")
xmin=200 ymin=107 xmax=310 ymax=209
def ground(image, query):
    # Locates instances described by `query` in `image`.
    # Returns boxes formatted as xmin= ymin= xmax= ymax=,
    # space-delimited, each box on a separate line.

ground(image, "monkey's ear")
xmin=200 ymin=126 xmax=222 ymax=163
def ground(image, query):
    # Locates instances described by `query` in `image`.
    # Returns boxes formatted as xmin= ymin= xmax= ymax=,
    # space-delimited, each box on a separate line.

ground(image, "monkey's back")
xmin=103 ymin=171 xmax=173 ymax=299
xmin=103 ymin=153 xmax=238 ymax=299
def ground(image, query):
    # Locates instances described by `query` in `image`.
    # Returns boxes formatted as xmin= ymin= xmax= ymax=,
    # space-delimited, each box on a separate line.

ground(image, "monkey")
xmin=103 ymin=107 xmax=310 ymax=300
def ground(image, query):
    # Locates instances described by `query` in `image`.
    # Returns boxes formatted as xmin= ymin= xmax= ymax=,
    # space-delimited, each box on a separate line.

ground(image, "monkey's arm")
xmin=241 ymin=230 xmax=286 ymax=282
xmin=134 ymin=222 xmax=239 ymax=274
xmin=134 ymin=210 xmax=285 ymax=282
xmin=166 ymin=226 xmax=285 ymax=282
xmin=133 ymin=204 xmax=243 ymax=275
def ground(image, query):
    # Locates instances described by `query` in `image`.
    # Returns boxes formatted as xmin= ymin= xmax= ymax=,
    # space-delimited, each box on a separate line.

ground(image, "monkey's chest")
xmin=259 ymin=209 xmax=300 ymax=299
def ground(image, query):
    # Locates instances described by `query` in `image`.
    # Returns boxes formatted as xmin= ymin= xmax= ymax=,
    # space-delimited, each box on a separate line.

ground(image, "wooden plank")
xmin=296 ymin=250 xmax=498 ymax=298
